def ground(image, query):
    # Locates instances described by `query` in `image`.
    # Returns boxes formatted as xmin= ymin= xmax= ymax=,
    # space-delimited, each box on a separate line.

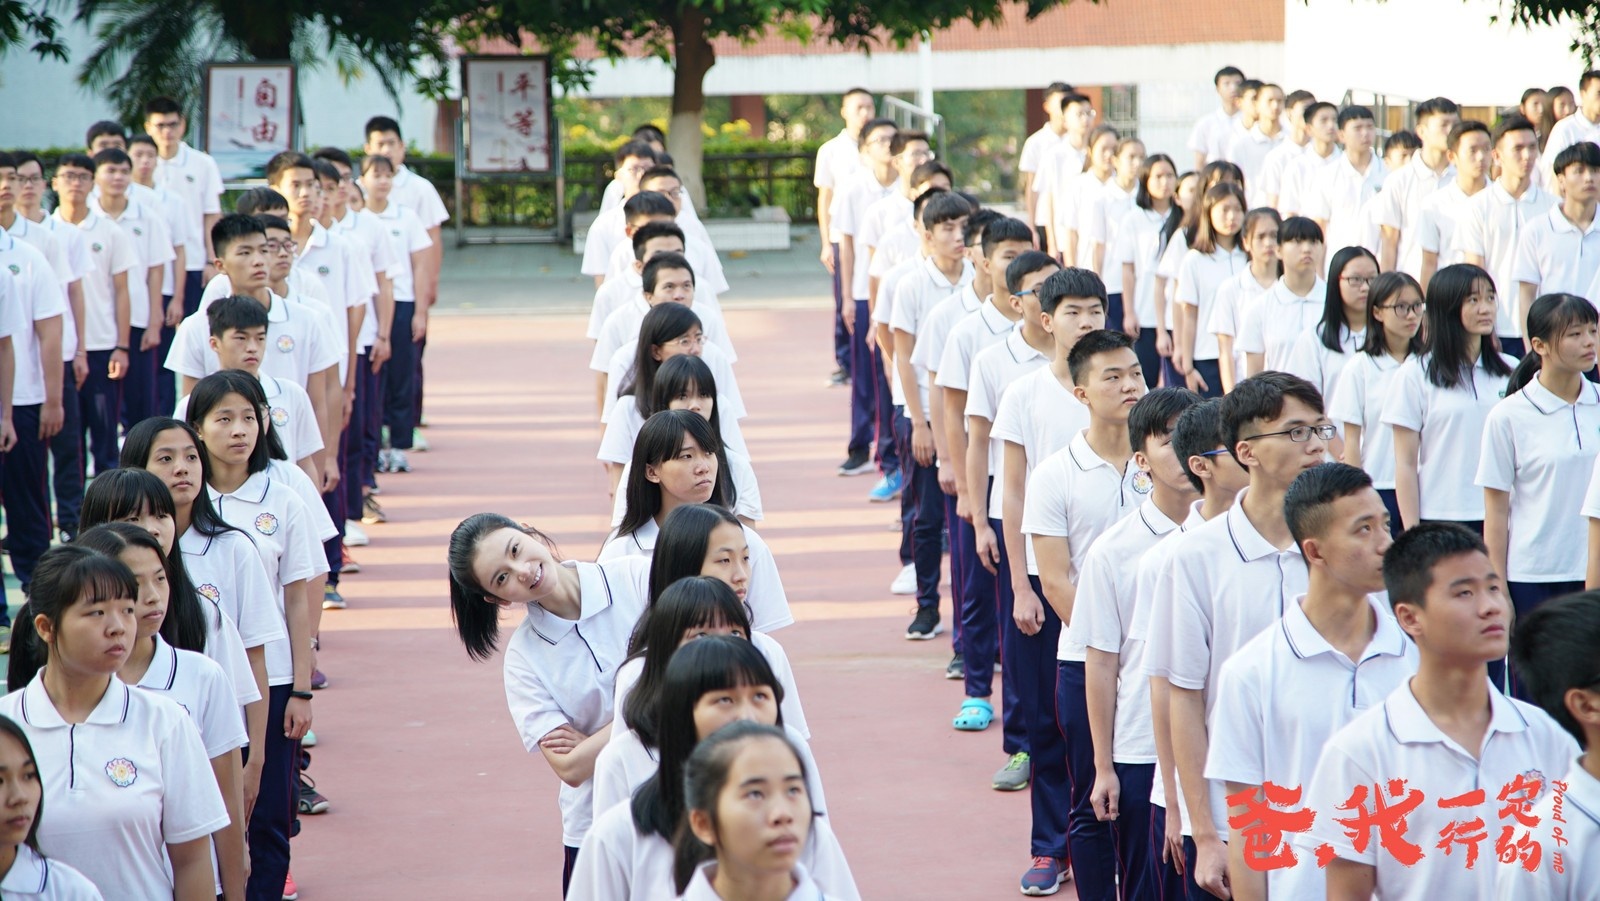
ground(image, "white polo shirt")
xmin=1022 ymin=432 xmax=1150 ymax=661
xmin=1235 ymin=277 xmax=1328 ymax=371
xmin=932 ymin=292 xmax=1007 ymax=391
xmin=1542 ymin=111 xmax=1600 ymax=183
xmin=1229 ymin=126 xmax=1286 ymax=208
xmin=131 ymin=634 xmax=250 ymax=758
xmin=1512 ymin=205 xmax=1600 ymax=298
xmin=1380 ymin=352 xmax=1515 ymax=521
xmin=609 ymin=630 xmax=805 ymax=747
xmin=0 ymin=234 xmax=66 ymax=405
xmin=581 ymin=205 xmax=628 ymax=278
xmin=680 ymin=861 xmax=841 ymax=901
xmin=1416 ymin=181 xmax=1484 ymax=271
xmin=993 ymin=365 xmax=1091 ymax=572
xmin=594 ymin=518 xmax=792 ymax=633
xmin=601 ymin=343 xmax=746 ymax=446
xmin=858 ymin=191 xmax=912 ymax=258
xmin=1493 ymin=756 xmax=1600 ymax=901
xmin=891 ymin=258 xmax=974 ymax=413
xmin=1084 ymin=180 xmax=1135 ymax=279
xmin=1478 ymin=378 xmax=1600 ymax=581
xmin=814 ymin=130 xmax=865 ymax=240
xmin=1278 ymin=146 xmax=1339 ymax=217
xmin=1205 ymin=269 xmax=1274 ymax=364
xmin=1188 ymin=108 xmax=1241 ymax=164
xmin=295 ymin=224 xmax=371 ymax=379
xmin=965 ymin=327 xmax=1048 ymax=515
xmin=1019 ymin=125 xmax=1065 ymax=188
xmin=1205 ymin=594 xmax=1417 ymax=867
xmin=208 ymin=471 xmax=322 ymax=685
xmin=32 ymin=215 xmax=89 ymax=362
xmin=502 ymin=556 xmax=651 ymax=846
xmin=590 ymin=295 xmax=735 ymax=375
xmin=587 ymin=272 xmax=641 ymax=342
xmin=1458 ymin=183 xmax=1556 ymax=338
xmin=90 ymin=198 xmax=174 ymax=330
xmin=1113 ymin=206 xmax=1170 ymax=328
xmin=1069 ymin=499 xmax=1179 ymax=764
xmin=175 ymin=373 xmax=321 ymax=465
xmin=135 ymin=181 xmax=196 ymax=295
xmin=388 ymin=164 xmax=449 ymax=230
xmin=1259 ymin=138 xmax=1307 ymax=207
xmin=180 ymin=525 xmax=287 ymax=656
xmin=1304 ymin=154 xmax=1388 ymax=259
xmin=167 ymin=291 xmax=341 ymax=388
xmin=0 ymin=676 xmax=230 ymax=899
xmin=868 ymin=223 xmax=918 ymax=282
xmin=332 ymin=208 xmax=401 ymax=350
xmin=1284 ymin=323 xmax=1366 ymax=405
xmin=592 ymin=722 xmax=823 ymax=820
xmin=830 ymin=169 xmax=898 ymax=301
xmin=912 ymin=283 xmax=980 ymax=385
xmin=1035 ymin=141 xmax=1087 ymax=228
xmin=1375 ymin=154 xmax=1456 ymax=278
xmin=1298 ymin=679 xmax=1578 ymax=901
xmin=1175 ymin=246 xmax=1249 ymax=361
xmin=59 ymin=210 xmax=138 ymax=353
xmin=370 ymin=202 xmax=434 ymax=302
xmin=1051 ymin=172 xmax=1107 ymax=266
xmin=606 ymin=443 xmax=762 ymax=525
xmin=0 ymin=843 xmax=101 ymax=899
xmin=1329 ymin=351 xmax=1405 ymax=489
xmin=152 ymin=142 xmax=223 ymax=272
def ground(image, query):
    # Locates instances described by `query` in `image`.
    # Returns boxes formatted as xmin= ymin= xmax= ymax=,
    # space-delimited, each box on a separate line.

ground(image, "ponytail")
xmin=1507 ymin=293 xmax=1600 ymax=394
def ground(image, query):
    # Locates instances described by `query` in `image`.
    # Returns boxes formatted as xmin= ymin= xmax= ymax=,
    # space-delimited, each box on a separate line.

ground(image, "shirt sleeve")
xmin=963 ymin=354 xmax=1001 ymax=422
xmin=285 ymin=382 xmax=324 ymax=459
xmin=146 ymin=214 xmax=176 ymax=267
xmin=1187 ymin=115 xmax=1212 ymax=156
xmin=306 ymin=306 xmax=344 ymax=375
xmin=1473 ymin=403 xmax=1518 ymax=491
xmin=753 ymin=631 xmax=809 ymax=740
xmin=1234 ymin=291 xmax=1266 ymax=354
xmin=1174 ymin=252 xmax=1202 ymax=307
xmin=988 ymin=381 xmax=1027 ymax=445
xmin=813 ymin=142 xmax=837 ymax=190
xmin=190 ymin=654 xmax=251 ymax=756
xmin=164 ymin=315 xmax=209 ymax=378
xmin=1296 ymin=738 xmax=1379 ymax=865
xmin=1328 ymin=355 xmax=1367 ymax=428
xmin=157 ymin=703 xmax=231 ymax=843
xmin=1301 ymin=167 xmax=1333 ymax=221
xmin=1374 ymin=175 xmax=1405 ymax=230
xmin=1511 ymin=222 xmax=1544 ymax=288
xmin=202 ymin=156 xmax=225 ymax=215
xmin=1163 ymin=545 xmax=1214 ymax=691
xmin=1202 ymin=656 xmax=1268 ymax=786
xmin=1020 ymin=455 xmax=1070 ymax=537
xmin=1416 ymin=202 xmax=1443 ymax=254
xmin=1281 ymin=330 xmax=1326 ymax=390
xmin=935 ymin=324 xmax=973 ymax=390
xmin=1071 ymin=540 xmax=1126 ymax=653
xmin=1581 ymin=453 xmax=1600 ymax=519
xmin=224 ymin=535 xmax=287 ymax=649
xmin=1378 ymin=359 xmax=1427 ymax=431
xmin=888 ymin=276 xmax=920 ymax=334
xmin=0 ymin=271 xmax=23 ymax=340
xmin=1456 ymin=198 xmax=1489 ymax=258
xmin=596 ymin=404 xmax=637 ymax=465
xmin=1209 ymin=281 xmax=1240 ymax=338
xmin=832 ymin=183 xmax=860 ymax=238
xmin=109 ymin=227 xmax=140 ymax=277
xmin=28 ymin=261 xmax=66 ymax=322
xmin=277 ymin=491 xmax=323 ymax=584
xmin=743 ymin=527 xmax=793 ymax=632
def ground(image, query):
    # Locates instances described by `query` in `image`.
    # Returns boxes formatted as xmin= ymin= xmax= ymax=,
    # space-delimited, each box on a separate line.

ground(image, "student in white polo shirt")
xmin=1459 ymin=115 xmax=1553 ymax=358
xmin=1134 ymin=398 xmax=1251 ymax=898
xmin=1228 ymin=83 xmax=1286 ymax=207
xmin=1113 ymin=154 xmax=1180 ymax=386
xmin=1019 ymin=83 xmax=1073 ymax=248
xmin=1173 ymin=182 xmax=1247 ymax=397
xmin=1277 ymin=101 xmax=1340 ymax=217
xmin=1154 ymin=372 xmax=1331 ymax=899
xmin=1515 ymin=142 xmax=1600 ymax=340
xmin=0 ymin=715 xmax=104 ymax=900
xmin=1258 ymin=90 xmax=1315 ymax=211
xmin=1480 ymin=293 xmax=1600 ymax=697
xmin=1084 ymin=138 xmax=1144 ymax=320
xmin=128 ymin=133 xmax=194 ymax=403
xmin=1189 ymin=67 xmax=1245 ymax=172
xmin=1069 ymin=386 xmax=1202 ymax=901
xmin=603 ymin=171 xmax=729 ymax=303
xmin=89 ymin=148 xmax=172 ymax=427
xmin=1285 ymin=245 xmax=1378 ymax=402
xmin=1035 ymin=92 xmax=1094 ymax=257
xmin=1416 ymin=120 xmax=1492 ymax=291
xmin=1299 ymin=524 xmax=1578 ymax=901
xmin=1305 ymin=106 xmax=1388 ymax=259
xmin=1 ymin=544 xmax=229 ymax=900
xmin=1206 ymin=462 xmax=1417 ymax=901
xmin=1382 ymin=264 xmax=1516 ymax=533
xmin=1374 ymin=98 xmax=1460 ymax=277
xmin=816 ymin=89 xmax=875 ymax=382
xmin=1496 ymin=591 xmax=1600 ymax=901
xmin=1051 ymin=125 xmax=1119 ymax=266
xmin=1236 ymin=216 xmax=1327 ymax=377
xmin=445 ymin=512 xmax=653 ymax=893
xmin=186 ymin=374 xmax=323 ymax=900
xmin=145 ymin=97 xmax=223 ymax=318
xmin=1541 ymin=70 xmax=1600 ymax=185
xmin=81 ymin=523 xmax=249 ymax=900
xmin=1206 ymin=206 xmax=1279 ymax=394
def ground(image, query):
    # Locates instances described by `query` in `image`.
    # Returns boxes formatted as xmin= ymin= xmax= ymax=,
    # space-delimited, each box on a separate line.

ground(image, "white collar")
xmin=18 ymin=673 xmax=131 ymax=729
xmin=1383 ymin=676 xmax=1534 ymax=753
xmin=1279 ymin=593 xmax=1410 ymax=664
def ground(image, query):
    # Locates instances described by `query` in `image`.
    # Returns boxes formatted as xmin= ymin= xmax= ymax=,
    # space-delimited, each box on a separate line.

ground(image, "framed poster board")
xmin=462 ymin=56 xmax=554 ymax=174
xmin=202 ymin=62 xmax=297 ymax=180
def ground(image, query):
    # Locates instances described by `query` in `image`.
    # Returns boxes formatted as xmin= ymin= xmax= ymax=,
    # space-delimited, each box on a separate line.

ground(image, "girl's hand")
xmin=1185 ymin=367 xmax=1210 ymax=394
xmin=1123 ymin=313 xmax=1141 ymax=339
xmin=284 ymin=697 xmax=312 ymax=740
xmin=539 ymin=724 xmax=585 ymax=754
xmin=1155 ymin=328 xmax=1173 ymax=358
xmin=1091 ymin=767 xmax=1122 ymax=821
xmin=242 ymin=758 xmax=264 ymax=822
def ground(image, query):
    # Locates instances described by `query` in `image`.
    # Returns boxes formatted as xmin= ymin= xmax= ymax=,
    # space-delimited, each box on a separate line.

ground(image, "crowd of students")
xmin=0 ymin=102 xmax=447 ymax=899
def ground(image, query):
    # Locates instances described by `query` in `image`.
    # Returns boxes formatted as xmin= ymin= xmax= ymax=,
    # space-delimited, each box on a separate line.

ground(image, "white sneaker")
xmin=344 ymin=521 xmax=370 ymax=546
xmin=890 ymin=563 xmax=917 ymax=595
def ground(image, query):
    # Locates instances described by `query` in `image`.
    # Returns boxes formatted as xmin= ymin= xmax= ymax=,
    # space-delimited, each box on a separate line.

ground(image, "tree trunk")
xmin=668 ymin=9 xmax=715 ymax=211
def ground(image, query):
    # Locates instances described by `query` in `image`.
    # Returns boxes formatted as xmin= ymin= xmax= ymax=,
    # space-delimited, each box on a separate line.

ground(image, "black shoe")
xmin=945 ymin=653 xmax=963 ymax=679
xmin=828 ymin=368 xmax=851 ymax=387
xmin=906 ymin=606 xmax=942 ymax=640
xmin=838 ymin=449 xmax=873 ymax=476
xmin=298 ymin=775 xmax=329 ymax=814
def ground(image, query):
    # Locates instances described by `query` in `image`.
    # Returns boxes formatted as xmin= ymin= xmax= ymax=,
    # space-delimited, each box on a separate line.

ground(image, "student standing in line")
xmin=1383 ymin=264 xmax=1515 ymax=533
xmin=1236 ymin=217 xmax=1328 ymax=377
xmin=1481 ymin=294 xmax=1600 ymax=696
xmin=1275 ymin=100 xmax=1340 ymax=217
xmin=1459 ymin=115 xmax=1551 ymax=359
xmin=128 ymin=134 xmax=195 ymax=415
xmin=1151 ymin=168 xmax=1215 ymax=383
xmin=1258 ymin=90 xmax=1315 ymax=211
xmin=0 ymin=715 xmax=105 ymax=900
xmin=1330 ymin=272 xmax=1424 ymax=535
xmin=1416 ymin=120 xmax=1492 ymax=291
xmin=1495 ymin=592 xmax=1600 ymax=901
xmin=1376 ymin=97 xmax=1460 ymax=277
xmin=1189 ymin=67 xmax=1245 ymax=172
xmin=447 ymin=512 xmax=652 ymax=896
xmin=600 ymin=295 xmax=746 ymax=454
xmin=1115 ymin=154 xmax=1179 ymax=385
xmin=144 ymin=98 xmax=223 ymax=318
xmin=1207 ymin=462 xmax=1416 ymax=901
xmin=1072 ymin=387 xmax=1201 ymax=901
xmin=1514 ymin=140 xmax=1600 ymax=337
xmin=1020 ymin=83 xmax=1074 ymax=249
xmin=1228 ymin=83 xmax=1286 ymax=207
xmin=1173 ymin=183 xmax=1247 ymax=397
xmin=1053 ymin=125 xmax=1120 ymax=266
xmin=1541 ymin=71 xmax=1600 ymax=183
xmin=1298 ymin=524 xmax=1578 ymax=901
xmin=1085 ymin=137 xmax=1145 ymax=325
xmin=1035 ymin=94 xmax=1095 ymax=261
xmin=2 ymin=545 xmax=228 ymax=901
xmin=1284 ymin=245 xmax=1377 ymax=403
xmin=88 ymin=149 xmax=170 ymax=427
xmin=1304 ymin=106 xmax=1387 ymax=258
xmin=815 ymin=89 xmax=875 ymax=385
xmin=1206 ymin=206 xmax=1280 ymax=394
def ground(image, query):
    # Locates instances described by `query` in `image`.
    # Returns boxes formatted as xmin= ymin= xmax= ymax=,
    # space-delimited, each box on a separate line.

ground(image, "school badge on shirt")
xmin=197 ymin=583 xmax=221 ymax=602
xmin=276 ymin=335 xmax=295 ymax=353
xmin=6 ymin=264 xmax=17 ymax=276
xmin=91 ymin=243 xmax=103 ymax=253
xmin=105 ymin=757 xmax=138 ymax=787
xmin=317 ymin=265 xmax=330 ymax=276
xmin=1131 ymin=470 xmax=1154 ymax=494
xmin=271 ymin=406 xmax=289 ymax=428
xmin=132 ymin=227 xmax=143 ymax=237
xmin=254 ymin=513 xmax=279 ymax=536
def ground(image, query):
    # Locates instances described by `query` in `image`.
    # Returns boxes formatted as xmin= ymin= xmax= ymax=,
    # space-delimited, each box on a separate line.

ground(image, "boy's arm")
xmin=34 ymin=316 xmax=62 ymax=438
xmin=1085 ymin=647 xmax=1122 ymax=821
xmin=143 ymin=266 xmax=164 ymax=349
xmin=1225 ymin=781 xmax=1269 ymax=901
xmin=1002 ymin=440 xmax=1044 ymax=631
xmin=111 ymin=270 xmax=131 ymax=378
xmin=966 ymin=415 xmax=998 ymax=572
xmin=943 ymin=386 xmax=971 ymax=513
xmin=894 ymin=329 xmax=932 ymax=466
xmin=1172 ymin=685 xmax=1228 ymax=898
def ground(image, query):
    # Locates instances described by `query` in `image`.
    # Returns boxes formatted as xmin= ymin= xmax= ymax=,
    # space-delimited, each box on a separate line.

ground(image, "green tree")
xmin=0 ymin=0 xmax=67 ymax=62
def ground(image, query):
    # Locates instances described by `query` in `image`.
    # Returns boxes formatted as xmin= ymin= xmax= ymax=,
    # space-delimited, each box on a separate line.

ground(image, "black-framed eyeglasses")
xmin=1197 ymin=448 xmax=1230 ymax=457
xmin=1380 ymin=302 xmax=1426 ymax=317
xmin=1240 ymin=424 xmax=1337 ymax=443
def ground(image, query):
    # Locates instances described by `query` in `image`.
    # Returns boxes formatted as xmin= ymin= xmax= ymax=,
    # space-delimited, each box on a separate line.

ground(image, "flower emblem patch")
xmin=254 ymin=513 xmax=279 ymax=536
xmin=105 ymin=758 xmax=138 ymax=787
xmin=277 ymin=335 xmax=295 ymax=353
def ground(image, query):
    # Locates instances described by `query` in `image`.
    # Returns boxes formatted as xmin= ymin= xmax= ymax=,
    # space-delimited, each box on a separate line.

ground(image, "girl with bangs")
xmin=1172 ymin=181 xmax=1248 ymax=397
xmin=1206 ymin=206 xmax=1281 ymax=392
xmin=602 ymin=303 xmax=748 ymax=456
xmin=1114 ymin=153 xmax=1179 ymax=386
xmin=1285 ymin=245 xmax=1380 ymax=401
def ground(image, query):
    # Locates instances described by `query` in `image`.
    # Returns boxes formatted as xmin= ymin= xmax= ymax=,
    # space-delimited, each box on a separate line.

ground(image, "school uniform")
xmin=1146 ymin=489 xmax=1309 ymax=839
xmin=0 ymin=844 xmax=102 ymax=900
xmin=1068 ymin=498 xmax=1191 ymax=899
xmin=58 ymin=210 xmax=137 ymax=476
xmin=1278 ymin=146 xmax=1339 ymax=217
xmin=1416 ymin=181 xmax=1482 ymax=273
xmin=1380 ymin=352 xmax=1516 ymax=525
xmin=603 ymin=423 xmax=763 ymax=526
xmin=502 ymin=556 xmax=651 ymax=856
xmin=832 ymin=169 xmax=899 ymax=474
xmin=180 ymin=525 xmax=287 ymax=704
xmin=816 ymin=129 xmax=866 ymax=370
xmin=595 ymin=518 xmax=793 ymax=633
xmin=167 ymin=292 xmax=341 ymax=392
xmin=680 ymin=861 xmax=841 ymax=901
xmin=91 ymin=198 xmax=174 ymax=426
xmin=1512 ymin=204 xmax=1600 ymax=301
xmin=1206 ymin=270 xmax=1275 ymax=385
xmin=1235 ymin=277 xmax=1329 ymax=373
xmin=1259 ymin=138 xmax=1307 ymax=210
xmin=591 ymin=722 xmax=824 ymax=819
xmin=1083 ymin=180 xmax=1135 ymax=323
xmin=1155 ymin=233 xmax=1190 ymax=383
xmin=609 ymin=630 xmax=807 ymax=748
xmin=0 ymin=235 xmax=62 ymax=595
xmin=1229 ymin=126 xmax=1286 ymax=208
xmin=175 ymin=373 xmax=321 ymax=468
xmin=0 ymin=676 xmax=230 ymax=900
xmin=1205 ymin=594 xmax=1417 ymax=901
xmin=1188 ymin=108 xmax=1241 ymax=165
xmin=1493 ymin=755 xmax=1600 ymax=901
xmin=587 ymin=272 xmax=641 ymax=343
xmin=295 ymin=223 xmax=370 ymax=385
xmin=1050 ymin=172 xmax=1107 ymax=269
xmin=370 ymin=202 xmax=434 ymax=453
xmin=152 ymin=142 xmax=224 ymax=316
xmin=1034 ymin=141 xmax=1086 ymax=243
xmin=590 ymin=296 xmax=736 ymax=374
xmin=1021 ymin=433 xmax=1149 ymax=900
xmin=1375 ymin=155 xmax=1456 ymax=278
xmin=569 ymin=802 xmax=859 ymax=901
xmin=131 ymin=634 xmax=251 ymax=764
xmin=1542 ymin=110 xmax=1600 ymax=183
xmin=1304 ymin=154 xmax=1388 ymax=260
xmin=603 ymin=235 xmax=730 ymax=304
xmin=1112 ymin=206 xmax=1172 ymax=384
xmin=1020 ymin=125 xmax=1065 ymax=233
xmin=858 ymin=192 xmax=911 ymax=264
xmin=1297 ymin=679 xmax=1578 ymax=901
xmin=1458 ymin=182 xmax=1555 ymax=346
xmin=1284 ymin=323 xmax=1366 ymax=407
xmin=867 ymin=224 xmax=918 ymax=285
xmin=1330 ymin=351 xmax=1406 ymax=524
xmin=601 ymin=343 xmax=748 ymax=456
xmin=1175 ymin=245 xmax=1248 ymax=396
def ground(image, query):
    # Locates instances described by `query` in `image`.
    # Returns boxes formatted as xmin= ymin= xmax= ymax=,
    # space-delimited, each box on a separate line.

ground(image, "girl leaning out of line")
xmin=568 ymin=636 xmax=857 ymax=901
xmin=676 ymin=721 xmax=843 ymax=901
xmin=604 ymin=354 xmax=763 ymax=525
xmin=446 ymin=512 xmax=652 ymax=896
xmin=0 ymin=714 xmax=104 ymax=900
xmin=79 ymin=524 xmax=250 ymax=900
xmin=1 ymin=546 xmax=229 ymax=900
xmin=594 ymin=576 xmax=815 ymax=814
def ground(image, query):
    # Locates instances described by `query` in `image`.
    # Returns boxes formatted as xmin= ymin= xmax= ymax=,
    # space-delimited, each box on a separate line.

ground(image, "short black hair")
xmin=639 ymin=165 xmax=680 ymax=187
xmin=54 ymin=152 xmax=94 ymax=174
xmin=364 ymin=116 xmax=402 ymax=140
xmin=312 ymin=146 xmax=354 ymax=169
xmin=1128 ymin=387 xmax=1202 ymax=456
xmin=235 ymin=187 xmax=288 ymax=216
xmin=1492 ymin=114 xmax=1538 ymax=146
xmin=1384 ymin=130 xmax=1421 ymax=155
xmin=265 ymin=151 xmax=316 ymax=186
xmin=144 ymin=97 xmax=182 ymax=117
xmin=1554 ymin=140 xmax=1600 ymax=176
xmin=1581 ymin=71 xmax=1600 ymax=93
xmin=1303 ymin=101 xmax=1337 ymax=125
xmin=632 ymin=221 xmax=685 ymax=261
xmin=256 ymin=214 xmax=290 ymax=234
xmin=1044 ymin=81 xmax=1073 ymax=98
xmin=1447 ymin=120 xmax=1491 ymax=151
xmin=1059 ymin=92 xmax=1092 ymax=114
xmin=128 ymin=133 xmax=156 ymax=150
xmin=623 ymin=190 xmax=677 ymax=224
xmin=920 ymin=191 xmax=972 ymax=229
xmin=1171 ymin=398 xmax=1226 ymax=493
xmin=211 ymin=213 xmax=267 ymax=258
xmin=614 ymin=140 xmax=657 ymax=166
xmin=1284 ymin=462 xmax=1375 ymax=551
xmin=207 ymin=295 xmax=270 ymax=338
xmin=1337 ymin=105 xmax=1375 ymax=129
xmin=1285 ymin=89 xmax=1315 ymax=110
xmin=91 ymin=148 xmax=131 ymax=171
xmin=310 ymin=158 xmax=342 ymax=184
xmin=1214 ymin=66 xmax=1244 ymax=85
xmin=1005 ymin=250 xmax=1058 ymax=296
xmin=642 ymin=252 xmax=694 ymax=294
xmin=843 ymin=87 xmax=872 ymax=102
xmin=632 ymin=124 xmax=667 ymax=144
xmin=909 ymin=160 xmax=952 ymax=189
xmin=1066 ymin=328 xmax=1134 ymax=386
xmin=0 ymin=152 xmax=14 ymax=171
xmin=1239 ymin=78 xmax=1263 ymax=96
xmin=1278 ymin=216 xmax=1323 ymax=245
xmin=890 ymin=130 xmax=930 ymax=156
xmin=859 ymin=117 xmax=897 ymax=144
xmin=982 ymin=217 xmax=1033 ymax=259
xmin=1382 ymin=522 xmax=1489 ymax=611
xmin=1509 ymin=591 xmax=1600 ymax=746
xmin=86 ymin=120 xmax=126 ymax=148
xmin=1038 ymin=267 xmax=1107 ymax=317
xmin=1414 ymin=97 xmax=1460 ymax=121
xmin=963 ymin=208 xmax=1002 ymax=248
xmin=1220 ymin=372 xmax=1324 ymax=457
xmin=1521 ymin=86 xmax=1548 ymax=105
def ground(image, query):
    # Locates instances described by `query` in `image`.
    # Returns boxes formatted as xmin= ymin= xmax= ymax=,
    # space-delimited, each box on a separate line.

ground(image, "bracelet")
xmin=289 ymin=690 xmax=314 ymax=700
xmin=114 ymin=345 xmax=129 ymax=352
